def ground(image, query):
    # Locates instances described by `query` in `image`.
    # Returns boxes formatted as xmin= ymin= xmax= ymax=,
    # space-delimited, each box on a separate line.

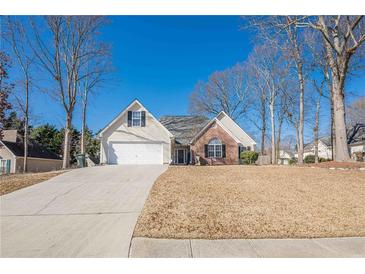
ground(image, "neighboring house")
xmin=278 ymin=150 xmax=294 ymax=165
xmin=99 ymin=99 xmax=256 ymax=165
xmin=347 ymin=124 xmax=365 ymax=157
xmin=296 ymin=137 xmax=332 ymax=160
xmin=0 ymin=130 xmax=63 ymax=174
xmin=349 ymin=141 xmax=365 ymax=154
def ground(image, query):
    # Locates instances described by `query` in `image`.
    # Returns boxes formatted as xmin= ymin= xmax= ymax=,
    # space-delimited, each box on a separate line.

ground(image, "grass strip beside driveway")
xmin=1 ymin=170 xmax=66 ymax=195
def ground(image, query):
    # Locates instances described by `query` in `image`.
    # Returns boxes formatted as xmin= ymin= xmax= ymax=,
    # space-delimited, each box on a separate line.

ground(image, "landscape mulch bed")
xmin=305 ymin=161 xmax=365 ymax=169
xmin=134 ymin=165 xmax=365 ymax=239
xmin=0 ymin=170 xmax=66 ymax=195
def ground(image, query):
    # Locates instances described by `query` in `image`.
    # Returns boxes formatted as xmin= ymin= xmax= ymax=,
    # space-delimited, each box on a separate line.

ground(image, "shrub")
xmin=319 ymin=157 xmax=329 ymax=162
xmin=304 ymin=154 xmax=315 ymax=164
xmin=240 ymin=151 xmax=259 ymax=165
xmin=289 ymin=158 xmax=298 ymax=165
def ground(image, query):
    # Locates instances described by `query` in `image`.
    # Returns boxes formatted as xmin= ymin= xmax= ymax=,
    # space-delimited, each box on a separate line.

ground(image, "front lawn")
xmin=0 ymin=170 xmax=66 ymax=195
xmin=134 ymin=165 xmax=365 ymax=239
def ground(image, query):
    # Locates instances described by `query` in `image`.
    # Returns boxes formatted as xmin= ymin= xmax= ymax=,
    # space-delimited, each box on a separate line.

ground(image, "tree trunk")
xmin=276 ymin=117 xmax=283 ymax=164
xmin=295 ymin=125 xmax=299 ymax=161
xmin=261 ymin=99 xmax=266 ymax=155
xmin=62 ymin=113 xmax=72 ymax=169
xmin=314 ymin=99 xmax=320 ymax=164
xmin=23 ymin=79 xmax=29 ymax=173
xmin=329 ymin=87 xmax=336 ymax=161
xmin=270 ymin=99 xmax=276 ymax=164
xmin=81 ymin=100 xmax=87 ymax=155
xmin=318 ymin=17 xmax=350 ymax=162
xmin=23 ymin=116 xmax=28 ymax=172
xmin=297 ymin=66 xmax=305 ymax=165
xmin=332 ymin=78 xmax=350 ymax=162
xmin=261 ymin=126 xmax=266 ymax=155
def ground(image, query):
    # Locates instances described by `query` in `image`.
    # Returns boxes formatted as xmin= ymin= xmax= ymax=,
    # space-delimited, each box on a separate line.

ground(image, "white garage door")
xmin=108 ymin=142 xmax=163 ymax=165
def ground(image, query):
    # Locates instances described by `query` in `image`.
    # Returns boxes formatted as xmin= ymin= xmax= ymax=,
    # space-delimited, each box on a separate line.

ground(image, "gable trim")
xmin=0 ymin=140 xmax=16 ymax=158
xmin=217 ymin=111 xmax=257 ymax=145
xmin=98 ymin=99 xmax=173 ymax=138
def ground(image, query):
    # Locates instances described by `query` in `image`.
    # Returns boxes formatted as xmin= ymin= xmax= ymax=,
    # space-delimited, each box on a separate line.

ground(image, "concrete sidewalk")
xmin=1 ymin=165 xmax=167 ymax=257
xmin=129 ymin=237 xmax=365 ymax=258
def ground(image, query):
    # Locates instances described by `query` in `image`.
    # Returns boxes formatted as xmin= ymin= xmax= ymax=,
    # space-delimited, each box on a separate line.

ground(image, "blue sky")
xmin=28 ymin=16 xmax=253 ymax=131
xmin=6 ymin=16 xmax=365 ymax=142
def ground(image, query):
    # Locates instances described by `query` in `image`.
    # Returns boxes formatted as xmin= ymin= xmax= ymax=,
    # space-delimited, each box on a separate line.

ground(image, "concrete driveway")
xmin=0 ymin=164 xmax=167 ymax=257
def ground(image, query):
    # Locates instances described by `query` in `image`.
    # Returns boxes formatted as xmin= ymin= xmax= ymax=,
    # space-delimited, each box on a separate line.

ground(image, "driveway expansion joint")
xmin=34 ymin=182 xmax=88 ymax=215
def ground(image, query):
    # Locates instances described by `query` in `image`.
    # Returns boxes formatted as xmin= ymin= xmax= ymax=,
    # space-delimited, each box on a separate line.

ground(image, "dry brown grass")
xmin=134 ymin=165 xmax=365 ymax=239
xmin=0 ymin=170 xmax=66 ymax=195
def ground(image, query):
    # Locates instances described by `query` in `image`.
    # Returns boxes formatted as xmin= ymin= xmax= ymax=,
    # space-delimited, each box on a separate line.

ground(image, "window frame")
xmin=131 ymin=111 xmax=142 ymax=127
xmin=207 ymin=138 xmax=223 ymax=158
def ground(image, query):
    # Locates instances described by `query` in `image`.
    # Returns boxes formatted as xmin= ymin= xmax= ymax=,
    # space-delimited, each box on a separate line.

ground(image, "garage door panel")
xmin=108 ymin=143 xmax=163 ymax=165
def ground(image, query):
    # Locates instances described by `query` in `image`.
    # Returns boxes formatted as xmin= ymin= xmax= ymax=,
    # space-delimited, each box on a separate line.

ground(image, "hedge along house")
xmin=0 ymin=130 xmax=63 ymax=174
xmin=99 ymin=99 xmax=256 ymax=165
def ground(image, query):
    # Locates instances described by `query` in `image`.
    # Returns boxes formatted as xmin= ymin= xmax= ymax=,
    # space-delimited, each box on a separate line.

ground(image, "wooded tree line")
xmin=190 ymin=16 xmax=365 ymax=163
xmin=0 ymin=16 xmax=112 ymax=171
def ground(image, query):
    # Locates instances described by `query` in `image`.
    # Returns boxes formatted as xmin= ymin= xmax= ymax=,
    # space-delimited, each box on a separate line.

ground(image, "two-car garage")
xmin=108 ymin=142 xmax=164 ymax=165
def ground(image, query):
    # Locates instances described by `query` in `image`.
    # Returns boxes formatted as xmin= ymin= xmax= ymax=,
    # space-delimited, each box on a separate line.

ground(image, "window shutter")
xmin=127 ymin=111 xmax=132 ymax=127
xmin=204 ymin=145 xmax=208 ymax=157
xmin=222 ymin=144 xmax=226 ymax=158
xmin=141 ymin=111 xmax=146 ymax=127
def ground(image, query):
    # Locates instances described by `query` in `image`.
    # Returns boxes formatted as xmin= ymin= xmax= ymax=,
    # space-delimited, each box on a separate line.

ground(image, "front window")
xmin=208 ymin=138 xmax=222 ymax=158
xmin=132 ymin=111 xmax=141 ymax=127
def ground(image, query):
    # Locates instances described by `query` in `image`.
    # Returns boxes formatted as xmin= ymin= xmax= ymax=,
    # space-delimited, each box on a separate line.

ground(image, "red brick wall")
xmin=191 ymin=122 xmax=239 ymax=165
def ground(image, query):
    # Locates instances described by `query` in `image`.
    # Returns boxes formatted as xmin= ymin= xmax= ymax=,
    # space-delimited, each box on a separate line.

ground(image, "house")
xmin=349 ymin=141 xmax=365 ymax=154
xmin=0 ymin=130 xmax=63 ymax=174
xmin=98 ymin=99 xmax=256 ymax=165
xmin=347 ymin=123 xmax=365 ymax=157
xmin=278 ymin=150 xmax=294 ymax=165
xmin=296 ymin=137 xmax=333 ymax=160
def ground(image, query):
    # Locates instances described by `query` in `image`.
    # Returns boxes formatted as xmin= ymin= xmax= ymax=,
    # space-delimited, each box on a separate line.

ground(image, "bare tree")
xmin=284 ymin=84 xmax=300 ymax=159
xmin=0 ymin=52 xmax=13 ymax=139
xmin=245 ymin=56 xmax=268 ymax=155
xmin=79 ymin=53 xmax=111 ymax=155
xmin=248 ymin=16 xmax=313 ymax=165
xmin=275 ymin=79 xmax=293 ymax=163
xmin=29 ymin=16 xmax=108 ymax=168
xmin=6 ymin=17 xmax=35 ymax=172
xmin=296 ymin=16 xmax=365 ymax=161
xmin=247 ymin=44 xmax=288 ymax=163
xmin=306 ymin=33 xmax=331 ymax=163
xmin=189 ymin=64 xmax=251 ymax=121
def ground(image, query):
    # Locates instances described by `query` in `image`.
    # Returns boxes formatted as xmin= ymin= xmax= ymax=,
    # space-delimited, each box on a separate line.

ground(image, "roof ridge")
xmin=160 ymin=115 xmax=208 ymax=118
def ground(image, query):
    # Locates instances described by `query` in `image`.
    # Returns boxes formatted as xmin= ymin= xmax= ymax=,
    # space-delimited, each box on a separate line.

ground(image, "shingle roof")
xmin=1 ymin=139 xmax=62 ymax=160
xmin=304 ymin=136 xmax=332 ymax=152
xmin=348 ymin=124 xmax=365 ymax=144
xmin=159 ymin=115 xmax=210 ymax=145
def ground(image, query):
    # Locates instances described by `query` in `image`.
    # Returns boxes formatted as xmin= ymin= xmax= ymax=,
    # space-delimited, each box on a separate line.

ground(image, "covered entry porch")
xmin=172 ymin=145 xmax=190 ymax=165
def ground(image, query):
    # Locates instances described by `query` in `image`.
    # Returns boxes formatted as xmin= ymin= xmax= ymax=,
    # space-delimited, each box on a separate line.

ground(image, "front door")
xmin=177 ymin=149 xmax=185 ymax=164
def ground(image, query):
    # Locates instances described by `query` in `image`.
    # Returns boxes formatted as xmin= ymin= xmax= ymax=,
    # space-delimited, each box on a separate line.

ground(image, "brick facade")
xmin=191 ymin=121 xmax=239 ymax=165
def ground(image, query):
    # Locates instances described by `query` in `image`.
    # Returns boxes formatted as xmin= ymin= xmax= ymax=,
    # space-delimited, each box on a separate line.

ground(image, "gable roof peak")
xmin=98 ymin=98 xmax=173 ymax=138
